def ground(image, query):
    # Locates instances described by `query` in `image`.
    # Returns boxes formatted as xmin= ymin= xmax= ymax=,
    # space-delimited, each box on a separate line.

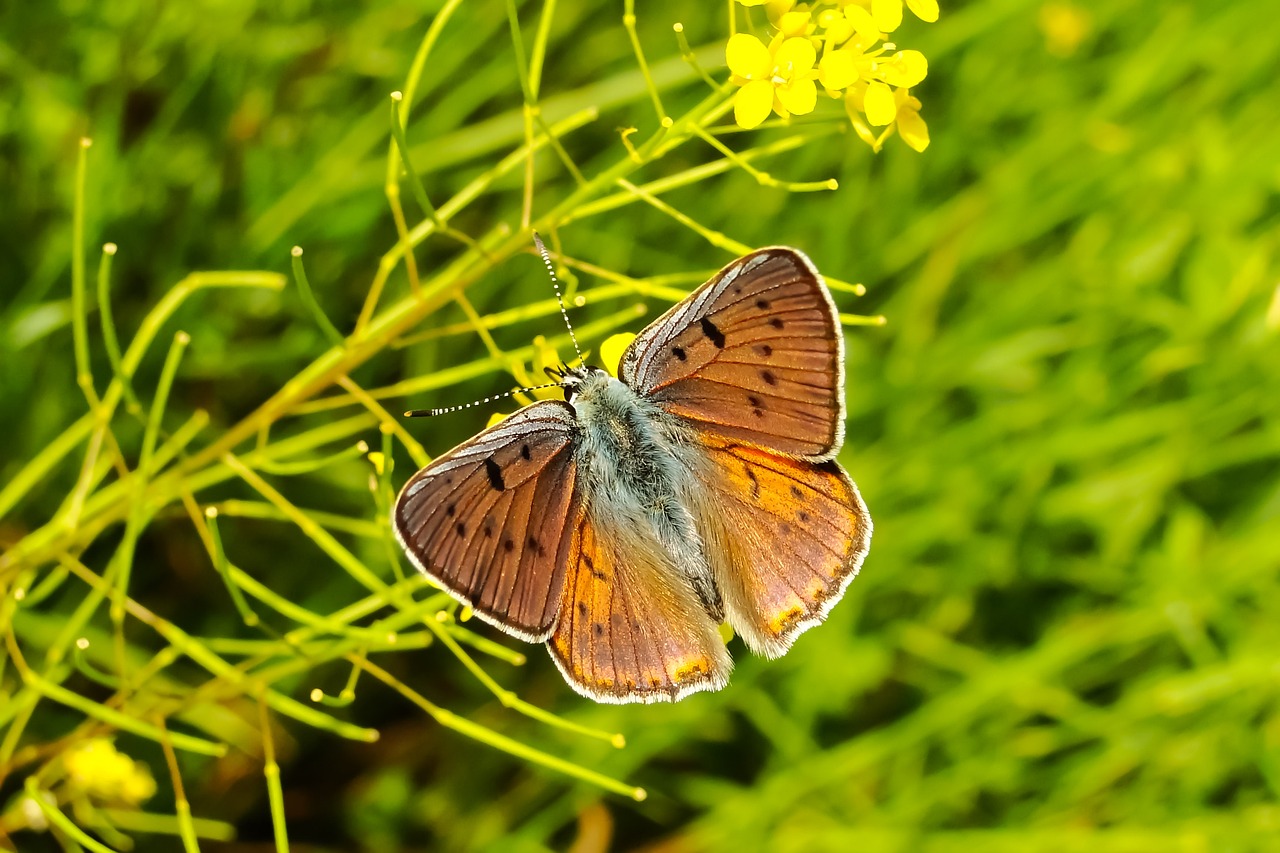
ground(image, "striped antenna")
xmin=532 ymin=231 xmax=583 ymax=364
xmin=404 ymin=382 xmax=566 ymax=418
xmin=403 ymin=234 xmax=580 ymax=419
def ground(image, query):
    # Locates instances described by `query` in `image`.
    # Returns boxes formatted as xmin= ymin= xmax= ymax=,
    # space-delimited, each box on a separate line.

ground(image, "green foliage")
xmin=2 ymin=0 xmax=1279 ymax=850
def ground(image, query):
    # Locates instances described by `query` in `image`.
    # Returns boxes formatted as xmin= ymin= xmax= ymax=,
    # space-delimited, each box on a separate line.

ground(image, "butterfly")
xmin=393 ymin=246 xmax=871 ymax=703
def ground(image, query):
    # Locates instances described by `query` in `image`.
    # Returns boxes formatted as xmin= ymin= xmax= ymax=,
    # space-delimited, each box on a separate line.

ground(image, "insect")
xmin=393 ymin=240 xmax=871 ymax=703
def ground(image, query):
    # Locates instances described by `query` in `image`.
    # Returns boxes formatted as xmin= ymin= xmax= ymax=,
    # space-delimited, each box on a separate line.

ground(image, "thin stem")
xmin=337 ymin=376 xmax=429 ymax=469
xmin=690 ymin=123 xmax=839 ymax=192
xmin=624 ymin=0 xmax=669 ymax=125
xmin=110 ymin=330 xmax=190 ymax=633
xmin=157 ymin=718 xmax=201 ymax=853
xmin=71 ymin=138 xmax=96 ymax=407
xmin=4 ymin=627 xmax=226 ymax=757
xmin=202 ymin=507 xmax=260 ymax=628
xmin=23 ymin=776 xmax=117 ymax=853
xmin=96 ymin=243 xmax=141 ymax=414
xmin=258 ymin=697 xmax=290 ymax=853
xmin=290 ymin=247 xmax=346 ymax=348
xmin=674 ymin=22 xmax=720 ymax=89
xmin=353 ymin=656 xmax=644 ymax=800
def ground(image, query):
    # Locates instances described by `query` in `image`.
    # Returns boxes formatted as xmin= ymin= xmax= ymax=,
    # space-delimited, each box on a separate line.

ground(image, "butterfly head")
xmin=546 ymin=363 xmax=607 ymax=404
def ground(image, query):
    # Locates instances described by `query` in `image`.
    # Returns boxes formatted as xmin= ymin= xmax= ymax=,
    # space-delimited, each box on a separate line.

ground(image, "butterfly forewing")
xmin=690 ymin=439 xmax=871 ymax=659
xmin=620 ymin=248 xmax=845 ymax=460
xmin=548 ymin=510 xmax=732 ymax=704
xmin=393 ymin=401 xmax=580 ymax=641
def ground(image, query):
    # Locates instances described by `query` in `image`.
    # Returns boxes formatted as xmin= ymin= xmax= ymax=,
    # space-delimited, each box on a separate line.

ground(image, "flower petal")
xmin=600 ymin=333 xmax=636 ymax=377
xmin=879 ymin=49 xmax=928 ymax=87
xmin=734 ymin=79 xmax=775 ymax=128
xmin=818 ymin=49 xmax=859 ymax=91
xmin=871 ymin=0 xmax=904 ymax=33
xmin=776 ymin=77 xmax=817 ymax=115
xmin=823 ymin=15 xmax=855 ymax=46
xmin=897 ymin=106 xmax=930 ymax=151
xmin=906 ymin=0 xmax=940 ymax=22
xmin=844 ymin=80 xmax=867 ymax=114
xmin=772 ymin=90 xmax=790 ymax=120
xmin=774 ymin=36 xmax=817 ymax=76
xmin=778 ymin=10 xmax=812 ymax=37
xmin=726 ymin=33 xmax=772 ymax=79
xmin=850 ymin=117 xmax=879 ymax=149
xmin=863 ymin=80 xmax=897 ymax=125
xmin=844 ymin=5 xmax=881 ymax=41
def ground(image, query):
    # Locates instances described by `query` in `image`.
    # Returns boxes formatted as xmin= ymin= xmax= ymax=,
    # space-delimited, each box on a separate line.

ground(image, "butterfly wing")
xmin=393 ymin=401 xmax=579 ymax=642
xmin=619 ymin=248 xmax=844 ymax=461
xmin=688 ymin=439 xmax=872 ymax=659
xmin=548 ymin=509 xmax=732 ymax=704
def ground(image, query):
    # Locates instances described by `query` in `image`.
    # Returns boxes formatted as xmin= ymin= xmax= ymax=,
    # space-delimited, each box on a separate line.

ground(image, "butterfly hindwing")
xmin=619 ymin=248 xmax=844 ymax=461
xmin=688 ymin=439 xmax=872 ymax=659
xmin=548 ymin=509 xmax=732 ymax=704
xmin=393 ymin=400 xmax=579 ymax=641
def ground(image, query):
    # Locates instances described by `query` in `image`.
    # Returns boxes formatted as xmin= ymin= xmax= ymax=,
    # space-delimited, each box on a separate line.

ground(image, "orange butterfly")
xmin=394 ymin=246 xmax=871 ymax=703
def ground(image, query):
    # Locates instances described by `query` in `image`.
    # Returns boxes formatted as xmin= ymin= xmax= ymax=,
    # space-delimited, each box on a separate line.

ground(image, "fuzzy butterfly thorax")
xmin=394 ymin=247 xmax=872 ymax=703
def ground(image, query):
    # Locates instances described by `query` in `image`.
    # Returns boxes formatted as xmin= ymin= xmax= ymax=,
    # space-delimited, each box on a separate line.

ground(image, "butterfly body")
xmin=565 ymin=366 xmax=724 ymax=620
xmin=395 ymin=247 xmax=871 ymax=703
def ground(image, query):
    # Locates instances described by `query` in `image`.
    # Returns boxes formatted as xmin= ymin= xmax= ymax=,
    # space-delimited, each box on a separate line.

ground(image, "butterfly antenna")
xmin=532 ymin=231 xmax=583 ymax=365
xmin=404 ymin=382 xmax=566 ymax=418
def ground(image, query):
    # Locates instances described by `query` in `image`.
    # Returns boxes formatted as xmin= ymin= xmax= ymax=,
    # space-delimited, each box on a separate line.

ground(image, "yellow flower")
xmin=64 ymin=739 xmax=157 ymax=805
xmin=727 ymin=33 xmax=819 ymax=128
xmin=893 ymin=88 xmax=930 ymax=151
xmin=844 ymin=0 xmax=939 ymax=31
xmin=845 ymin=83 xmax=929 ymax=151
xmin=878 ymin=49 xmax=928 ymax=88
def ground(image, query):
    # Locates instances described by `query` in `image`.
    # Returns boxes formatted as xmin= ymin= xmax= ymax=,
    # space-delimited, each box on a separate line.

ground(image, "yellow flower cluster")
xmin=63 ymin=739 xmax=157 ymax=805
xmin=728 ymin=0 xmax=936 ymax=152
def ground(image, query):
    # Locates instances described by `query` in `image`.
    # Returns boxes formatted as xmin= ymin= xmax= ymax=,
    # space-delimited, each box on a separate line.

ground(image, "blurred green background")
xmin=2 ymin=0 xmax=1279 ymax=850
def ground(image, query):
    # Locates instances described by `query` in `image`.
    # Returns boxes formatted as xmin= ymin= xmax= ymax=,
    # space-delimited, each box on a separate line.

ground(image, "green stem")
xmin=290 ymin=247 xmax=346 ymax=348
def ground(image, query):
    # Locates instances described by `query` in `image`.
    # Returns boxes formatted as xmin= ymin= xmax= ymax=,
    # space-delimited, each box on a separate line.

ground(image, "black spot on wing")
xmin=672 ymin=346 xmax=687 ymax=361
xmin=583 ymin=552 xmax=607 ymax=580
xmin=484 ymin=457 xmax=505 ymax=491
xmin=761 ymin=370 xmax=777 ymax=386
xmin=700 ymin=316 xmax=726 ymax=349
xmin=769 ymin=318 xmax=784 ymax=329
xmin=521 ymin=444 xmax=531 ymax=461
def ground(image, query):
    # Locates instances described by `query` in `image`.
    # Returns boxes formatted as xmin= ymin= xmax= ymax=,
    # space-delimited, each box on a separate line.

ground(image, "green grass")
xmin=2 ymin=0 xmax=1279 ymax=850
